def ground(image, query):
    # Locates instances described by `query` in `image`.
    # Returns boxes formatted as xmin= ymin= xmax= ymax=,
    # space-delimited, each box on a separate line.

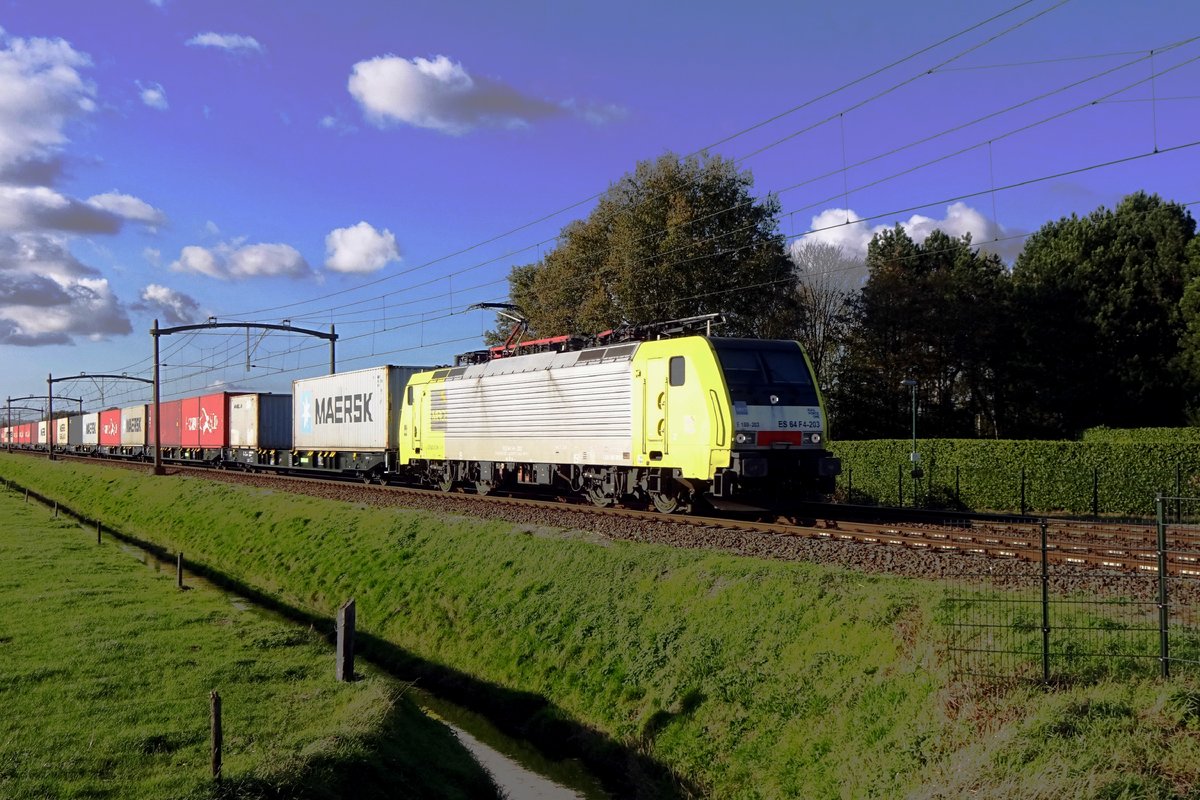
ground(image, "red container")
xmin=182 ymin=392 xmax=230 ymax=448
xmin=99 ymin=409 xmax=122 ymax=447
xmin=17 ymin=423 xmax=32 ymax=445
xmin=149 ymin=400 xmax=183 ymax=448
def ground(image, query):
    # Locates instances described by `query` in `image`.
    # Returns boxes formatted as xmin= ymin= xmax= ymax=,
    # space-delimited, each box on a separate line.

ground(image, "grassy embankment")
xmin=0 ymin=477 xmax=498 ymax=799
xmin=2 ymin=454 xmax=1200 ymax=798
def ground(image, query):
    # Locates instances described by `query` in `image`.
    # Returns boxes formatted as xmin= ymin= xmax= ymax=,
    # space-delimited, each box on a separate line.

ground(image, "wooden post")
xmin=336 ymin=599 xmax=356 ymax=682
xmin=97 ymin=520 xmax=102 ymax=545
xmin=54 ymin=502 xmax=58 ymax=518
xmin=177 ymin=552 xmax=184 ymax=589
xmin=210 ymin=690 xmax=222 ymax=781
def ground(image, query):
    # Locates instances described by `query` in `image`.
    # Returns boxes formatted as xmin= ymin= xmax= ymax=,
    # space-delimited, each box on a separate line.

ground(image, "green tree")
xmin=1010 ymin=192 xmax=1198 ymax=435
xmin=496 ymin=152 xmax=799 ymax=340
xmin=830 ymin=227 xmax=1011 ymax=439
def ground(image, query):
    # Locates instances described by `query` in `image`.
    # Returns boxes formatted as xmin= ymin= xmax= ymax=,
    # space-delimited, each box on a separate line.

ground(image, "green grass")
xmin=2 ymin=455 xmax=1199 ymax=799
xmin=0 ymin=479 xmax=498 ymax=800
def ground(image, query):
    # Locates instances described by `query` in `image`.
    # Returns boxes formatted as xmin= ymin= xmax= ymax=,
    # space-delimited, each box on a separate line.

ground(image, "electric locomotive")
xmin=397 ymin=315 xmax=840 ymax=513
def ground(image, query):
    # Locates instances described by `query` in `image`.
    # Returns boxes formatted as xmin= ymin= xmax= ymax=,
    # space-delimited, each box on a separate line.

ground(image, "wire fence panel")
xmin=944 ymin=499 xmax=1200 ymax=686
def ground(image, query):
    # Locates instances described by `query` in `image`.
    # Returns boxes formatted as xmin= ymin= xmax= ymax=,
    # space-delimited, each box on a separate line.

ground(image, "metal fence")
xmin=944 ymin=495 xmax=1200 ymax=685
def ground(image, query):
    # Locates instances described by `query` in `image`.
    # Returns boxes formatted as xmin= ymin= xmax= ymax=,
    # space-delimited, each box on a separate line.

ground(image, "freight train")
xmin=1 ymin=321 xmax=840 ymax=513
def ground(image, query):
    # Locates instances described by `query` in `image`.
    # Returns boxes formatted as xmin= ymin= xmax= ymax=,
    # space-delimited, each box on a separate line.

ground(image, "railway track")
xmin=39 ymin=453 xmax=1200 ymax=578
xmin=33 ymin=451 xmax=1200 ymax=581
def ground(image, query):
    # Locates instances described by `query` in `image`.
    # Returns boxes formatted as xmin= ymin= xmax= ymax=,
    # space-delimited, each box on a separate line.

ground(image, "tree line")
xmin=497 ymin=152 xmax=1200 ymax=440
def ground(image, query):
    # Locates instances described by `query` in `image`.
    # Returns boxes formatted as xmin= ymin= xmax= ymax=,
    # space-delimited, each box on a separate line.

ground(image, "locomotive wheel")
xmin=437 ymin=476 xmax=454 ymax=493
xmin=474 ymin=480 xmax=493 ymax=496
xmin=585 ymin=486 xmax=614 ymax=507
xmin=650 ymin=489 xmax=691 ymax=514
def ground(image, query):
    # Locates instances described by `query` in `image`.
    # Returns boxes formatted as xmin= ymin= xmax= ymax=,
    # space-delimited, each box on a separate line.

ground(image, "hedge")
xmin=830 ymin=439 xmax=1200 ymax=516
xmin=1081 ymin=427 xmax=1200 ymax=444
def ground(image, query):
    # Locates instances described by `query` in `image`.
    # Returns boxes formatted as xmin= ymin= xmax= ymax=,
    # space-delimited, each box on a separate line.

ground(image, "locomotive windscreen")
xmin=710 ymin=339 xmax=820 ymax=406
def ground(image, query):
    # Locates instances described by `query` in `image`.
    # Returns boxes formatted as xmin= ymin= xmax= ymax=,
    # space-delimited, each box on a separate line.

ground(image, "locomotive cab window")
xmin=407 ymin=386 xmax=413 ymax=405
xmin=669 ymin=356 xmax=685 ymax=386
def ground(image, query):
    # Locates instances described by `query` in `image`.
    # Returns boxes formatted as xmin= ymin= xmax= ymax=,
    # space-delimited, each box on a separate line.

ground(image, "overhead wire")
xmin=217 ymin=0 xmax=1058 ymax=322
xmin=147 ymin=142 xmax=1200 ymax=396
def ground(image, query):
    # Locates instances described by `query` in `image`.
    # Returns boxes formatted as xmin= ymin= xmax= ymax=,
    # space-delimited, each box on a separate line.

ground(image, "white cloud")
xmin=137 ymin=283 xmax=201 ymax=325
xmin=0 ymin=233 xmax=131 ymax=344
xmin=0 ymin=29 xmax=96 ymax=168
xmin=186 ymin=32 xmax=264 ymax=54
xmin=348 ymin=54 xmax=564 ymax=135
xmin=204 ymin=220 xmax=220 ymax=236
xmin=137 ymin=80 xmax=168 ymax=110
xmin=318 ymin=113 xmax=357 ymax=135
xmin=324 ymin=221 xmax=400 ymax=274
xmin=86 ymin=192 xmax=166 ymax=227
xmin=801 ymin=202 xmax=1019 ymax=261
xmin=143 ymin=247 xmax=161 ymax=267
xmin=169 ymin=241 xmax=311 ymax=281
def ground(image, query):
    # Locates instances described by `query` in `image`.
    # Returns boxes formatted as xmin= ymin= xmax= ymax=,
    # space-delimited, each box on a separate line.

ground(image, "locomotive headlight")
xmin=809 ymin=433 xmax=822 ymax=444
xmin=735 ymin=431 xmax=756 ymax=445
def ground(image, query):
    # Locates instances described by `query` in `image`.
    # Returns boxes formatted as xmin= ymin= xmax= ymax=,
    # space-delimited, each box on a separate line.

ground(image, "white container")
xmin=121 ymin=404 xmax=148 ymax=447
xmin=81 ymin=412 xmax=100 ymax=446
xmin=55 ymin=417 xmax=68 ymax=446
xmin=37 ymin=421 xmax=47 ymax=445
xmin=293 ymin=366 xmax=422 ymax=451
xmin=229 ymin=393 xmax=292 ymax=450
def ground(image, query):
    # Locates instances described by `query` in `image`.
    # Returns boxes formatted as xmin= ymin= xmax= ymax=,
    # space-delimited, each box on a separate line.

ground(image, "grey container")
xmin=229 ymin=393 xmax=293 ymax=450
xmin=293 ymin=365 xmax=424 ymax=451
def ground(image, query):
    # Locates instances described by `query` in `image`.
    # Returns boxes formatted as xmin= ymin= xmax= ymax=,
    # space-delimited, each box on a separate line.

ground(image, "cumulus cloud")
xmin=0 ymin=185 xmax=121 ymax=233
xmin=0 ymin=29 xmax=96 ymax=169
xmin=186 ymin=32 xmax=264 ymax=54
xmin=0 ymin=233 xmax=131 ymax=345
xmin=86 ymin=191 xmax=167 ymax=227
xmin=324 ymin=221 xmax=400 ymax=274
xmin=136 ymin=283 xmax=201 ymax=325
xmin=800 ymin=202 xmax=1022 ymax=262
xmin=137 ymin=80 xmax=168 ymax=110
xmin=348 ymin=54 xmax=567 ymax=135
xmin=169 ymin=240 xmax=312 ymax=281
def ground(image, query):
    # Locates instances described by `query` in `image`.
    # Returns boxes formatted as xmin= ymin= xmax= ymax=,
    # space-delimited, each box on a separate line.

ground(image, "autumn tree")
xmin=790 ymin=239 xmax=864 ymax=384
xmin=497 ymin=152 xmax=799 ymax=340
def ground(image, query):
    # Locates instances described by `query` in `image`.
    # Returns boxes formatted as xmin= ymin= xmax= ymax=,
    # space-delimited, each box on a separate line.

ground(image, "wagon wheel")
xmin=474 ymin=480 xmax=494 ymax=496
xmin=437 ymin=475 xmax=455 ymax=493
xmin=650 ymin=489 xmax=692 ymax=515
xmin=585 ymin=486 xmax=614 ymax=507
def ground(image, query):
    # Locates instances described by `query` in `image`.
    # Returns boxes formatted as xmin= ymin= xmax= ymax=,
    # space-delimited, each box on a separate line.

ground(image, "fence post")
xmin=1176 ymin=466 xmax=1182 ymax=524
xmin=210 ymin=690 xmax=222 ymax=781
xmin=337 ymin=599 xmax=356 ymax=682
xmin=177 ymin=552 xmax=184 ymax=589
xmin=96 ymin=520 xmax=101 ymax=545
xmin=897 ymin=464 xmax=904 ymax=507
xmin=1040 ymin=519 xmax=1051 ymax=687
xmin=1156 ymin=495 xmax=1170 ymax=679
xmin=54 ymin=502 xmax=58 ymax=518
xmin=1020 ymin=468 xmax=1027 ymax=515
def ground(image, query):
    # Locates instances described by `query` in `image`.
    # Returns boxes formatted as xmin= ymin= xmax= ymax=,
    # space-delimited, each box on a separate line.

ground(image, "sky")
xmin=0 ymin=0 xmax=1197 ymax=412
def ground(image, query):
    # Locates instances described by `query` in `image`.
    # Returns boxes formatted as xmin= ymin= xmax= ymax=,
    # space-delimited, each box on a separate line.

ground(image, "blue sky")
xmin=0 ymin=0 xmax=1197 ymax=410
